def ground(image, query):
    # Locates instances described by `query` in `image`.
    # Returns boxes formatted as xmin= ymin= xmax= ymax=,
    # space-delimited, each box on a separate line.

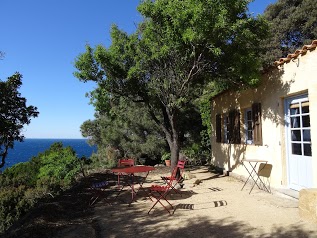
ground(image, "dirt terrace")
xmin=3 ymin=166 xmax=317 ymax=238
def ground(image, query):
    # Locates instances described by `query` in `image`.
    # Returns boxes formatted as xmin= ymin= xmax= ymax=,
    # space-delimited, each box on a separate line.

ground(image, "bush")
xmin=161 ymin=152 xmax=171 ymax=163
xmin=182 ymin=142 xmax=208 ymax=165
xmin=37 ymin=143 xmax=81 ymax=190
xmin=0 ymin=186 xmax=35 ymax=233
xmin=0 ymin=142 xmax=82 ymax=234
xmin=87 ymin=146 xmax=119 ymax=170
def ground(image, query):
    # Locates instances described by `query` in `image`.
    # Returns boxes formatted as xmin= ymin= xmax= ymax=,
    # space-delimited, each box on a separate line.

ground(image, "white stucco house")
xmin=210 ymin=40 xmax=317 ymax=192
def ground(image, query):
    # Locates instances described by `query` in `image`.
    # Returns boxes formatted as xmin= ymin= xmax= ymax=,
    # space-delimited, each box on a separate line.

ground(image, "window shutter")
xmin=229 ymin=109 xmax=241 ymax=144
xmin=216 ymin=114 xmax=221 ymax=143
xmin=252 ymin=103 xmax=262 ymax=145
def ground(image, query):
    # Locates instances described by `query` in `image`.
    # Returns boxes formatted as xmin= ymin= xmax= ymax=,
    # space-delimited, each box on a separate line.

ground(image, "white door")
xmin=285 ymin=95 xmax=313 ymax=191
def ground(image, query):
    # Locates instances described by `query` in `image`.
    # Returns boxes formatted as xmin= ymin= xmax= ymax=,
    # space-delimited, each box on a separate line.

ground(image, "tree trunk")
xmin=169 ymin=139 xmax=180 ymax=172
xmin=0 ymin=146 xmax=9 ymax=169
xmin=165 ymin=109 xmax=180 ymax=173
xmin=147 ymin=103 xmax=181 ymax=171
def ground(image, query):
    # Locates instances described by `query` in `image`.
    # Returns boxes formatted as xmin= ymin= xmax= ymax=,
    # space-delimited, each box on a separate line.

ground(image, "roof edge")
xmin=274 ymin=40 xmax=317 ymax=66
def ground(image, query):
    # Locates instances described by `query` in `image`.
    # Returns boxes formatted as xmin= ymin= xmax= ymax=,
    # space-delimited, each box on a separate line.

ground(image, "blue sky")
xmin=0 ymin=0 xmax=276 ymax=139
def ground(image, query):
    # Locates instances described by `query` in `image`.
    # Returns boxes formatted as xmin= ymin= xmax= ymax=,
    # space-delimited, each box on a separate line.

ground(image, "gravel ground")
xmin=3 ymin=166 xmax=317 ymax=238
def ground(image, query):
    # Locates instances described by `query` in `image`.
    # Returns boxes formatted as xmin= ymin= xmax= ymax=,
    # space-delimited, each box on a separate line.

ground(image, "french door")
xmin=285 ymin=95 xmax=313 ymax=190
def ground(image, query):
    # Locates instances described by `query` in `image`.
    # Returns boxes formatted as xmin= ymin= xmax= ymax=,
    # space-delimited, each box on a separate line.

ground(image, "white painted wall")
xmin=211 ymin=49 xmax=317 ymax=189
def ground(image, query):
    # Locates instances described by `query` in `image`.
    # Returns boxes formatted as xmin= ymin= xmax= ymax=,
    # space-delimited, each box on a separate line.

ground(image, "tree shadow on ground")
xmin=92 ymin=206 xmax=315 ymax=238
xmin=1 ymin=168 xmax=316 ymax=238
xmin=186 ymin=165 xmax=227 ymax=182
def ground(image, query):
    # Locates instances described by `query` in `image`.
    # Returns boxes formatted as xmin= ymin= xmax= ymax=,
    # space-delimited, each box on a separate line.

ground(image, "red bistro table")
xmin=111 ymin=165 xmax=155 ymax=205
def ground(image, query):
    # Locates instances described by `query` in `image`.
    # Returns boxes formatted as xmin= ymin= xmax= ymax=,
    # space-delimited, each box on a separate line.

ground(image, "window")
xmin=216 ymin=103 xmax=262 ymax=145
xmin=245 ymin=109 xmax=253 ymax=144
xmin=252 ymin=103 xmax=262 ymax=145
xmin=224 ymin=115 xmax=229 ymax=143
xmin=216 ymin=114 xmax=222 ymax=142
xmin=228 ymin=109 xmax=241 ymax=144
xmin=216 ymin=109 xmax=240 ymax=144
xmin=289 ymin=100 xmax=311 ymax=156
xmin=244 ymin=103 xmax=262 ymax=145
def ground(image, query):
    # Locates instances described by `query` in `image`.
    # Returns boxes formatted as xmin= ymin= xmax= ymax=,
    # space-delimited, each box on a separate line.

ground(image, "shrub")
xmin=88 ymin=146 xmax=118 ymax=170
xmin=0 ymin=142 xmax=82 ymax=234
xmin=161 ymin=152 xmax=171 ymax=163
xmin=37 ymin=143 xmax=81 ymax=190
xmin=0 ymin=186 xmax=34 ymax=233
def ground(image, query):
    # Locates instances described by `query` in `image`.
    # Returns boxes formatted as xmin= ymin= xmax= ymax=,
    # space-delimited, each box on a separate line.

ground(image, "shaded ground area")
xmin=2 ymin=166 xmax=317 ymax=238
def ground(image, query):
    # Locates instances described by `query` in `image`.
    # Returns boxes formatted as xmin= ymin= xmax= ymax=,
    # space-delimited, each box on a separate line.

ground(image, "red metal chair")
xmin=117 ymin=158 xmax=135 ymax=186
xmin=118 ymin=158 xmax=135 ymax=167
xmin=148 ymin=164 xmax=180 ymax=215
xmin=161 ymin=160 xmax=185 ymax=195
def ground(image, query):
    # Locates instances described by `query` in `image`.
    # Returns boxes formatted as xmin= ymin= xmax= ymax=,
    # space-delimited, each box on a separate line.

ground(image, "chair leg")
xmin=89 ymin=188 xmax=112 ymax=206
xmin=148 ymin=191 xmax=173 ymax=215
xmin=162 ymin=178 xmax=183 ymax=196
xmin=89 ymin=195 xmax=100 ymax=206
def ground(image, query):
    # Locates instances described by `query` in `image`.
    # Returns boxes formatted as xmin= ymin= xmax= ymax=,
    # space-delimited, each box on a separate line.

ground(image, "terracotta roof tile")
xmin=274 ymin=39 xmax=317 ymax=66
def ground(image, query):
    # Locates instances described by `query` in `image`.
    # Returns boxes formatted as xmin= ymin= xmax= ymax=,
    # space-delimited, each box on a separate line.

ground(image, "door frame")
xmin=284 ymin=93 xmax=312 ymax=190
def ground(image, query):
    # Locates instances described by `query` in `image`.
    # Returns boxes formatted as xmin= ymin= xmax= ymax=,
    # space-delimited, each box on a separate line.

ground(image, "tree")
xmin=81 ymin=97 xmax=167 ymax=161
xmin=79 ymin=78 xmax=168 ymax=162
xmin=0 ymin=73 xmax=39 ymax=168
xmin=74 ymin=0 xmax=268 ymax=168
xmin=261 ymin=0 xmax=317 ymax=67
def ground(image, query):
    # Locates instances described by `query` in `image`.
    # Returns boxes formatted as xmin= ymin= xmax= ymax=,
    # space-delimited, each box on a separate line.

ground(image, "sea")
xmin=1 ymin=138 xmax=97 ymax=171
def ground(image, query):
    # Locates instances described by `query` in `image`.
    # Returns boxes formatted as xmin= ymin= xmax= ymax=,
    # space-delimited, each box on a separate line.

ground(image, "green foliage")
xmin=87 ymin=146 xmax=119 ymax=169
xmin=182 ymin=142 xmax=209 ymax=165
xmin=161 ymin=152 xmax=171 ymax=163
xmin=261 ymin=0 xmax=317 ymax=67
xmin=0 ymin=142 xmax=81 ymax=233
xmin=0 ymin=73 xmax=39 ymax=168
xmin=37 ymin=142 xmax=80 ymax=190
xmin=0 ymin=185 xmax=34 ymax=232
xmin=81 ymin=97 xmax=167 ymax=165
xmin=74 ymin=0 xmax=268 ymax=165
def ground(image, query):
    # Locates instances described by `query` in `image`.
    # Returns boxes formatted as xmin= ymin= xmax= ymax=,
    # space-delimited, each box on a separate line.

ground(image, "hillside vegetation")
xmin=0 ymin=142 xmax=82 ymax=233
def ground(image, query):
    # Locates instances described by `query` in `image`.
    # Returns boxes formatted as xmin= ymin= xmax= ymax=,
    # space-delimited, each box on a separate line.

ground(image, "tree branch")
xmin=179 ymin=52 xmax=203 ymax=96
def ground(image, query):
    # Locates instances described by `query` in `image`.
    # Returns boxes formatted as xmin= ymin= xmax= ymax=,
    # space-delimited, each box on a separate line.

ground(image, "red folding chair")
xmin=161 ymin=160 xmax=185 ymax=195
xmin=148 ymin=164 xmax=180 ymax=215
xmin=117 ymin=158 xmax=135 ymax=186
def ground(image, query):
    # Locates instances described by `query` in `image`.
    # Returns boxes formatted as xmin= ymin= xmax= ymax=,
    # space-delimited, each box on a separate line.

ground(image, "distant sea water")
xmin=1 ymin=138 xmax=97 ymax=171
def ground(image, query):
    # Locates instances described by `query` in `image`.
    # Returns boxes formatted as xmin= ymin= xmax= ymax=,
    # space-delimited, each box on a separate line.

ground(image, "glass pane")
xmin=292 ymin=143 xmax=302 ymax=155
xmin=291 ymin=117 xmax=300 ymax=128
xmin=290 ymin=104 xmax=299 ymax=115
xmin=302 ymin=115 xmax=310 ymax=127
xmin=247 ymin=111 xmax=252 ymax=120
xmin=303 ymin=130 xmax=311 ymax=141
xmin=291 ymin=130 xmax=301 ymax=141
xmin=247 ymin=122 xmax=252 ymax=130
xmin=304 ymin=144 xmax=312 ymax=156
xmin=247 ymin=131 xmax=253 ymax=140
xmin=302 ymin=102 xmax=309 ymax=113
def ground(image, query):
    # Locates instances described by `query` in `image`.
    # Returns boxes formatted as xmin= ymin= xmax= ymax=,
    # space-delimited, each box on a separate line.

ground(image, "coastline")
xmin=2 ymin=138 xmax=96 ymax=170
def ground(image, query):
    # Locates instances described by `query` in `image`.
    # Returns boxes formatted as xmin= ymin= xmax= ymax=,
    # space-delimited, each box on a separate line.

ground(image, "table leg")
xmin=242 ymin=161 xmax=271 ymax=194
xmin=241 ymin=162 xmax=261 ymax=191
xmin=128 ymin=171 xmax=150 ymax=206
xmin=250 ymin=163 xmax=270 ymax=193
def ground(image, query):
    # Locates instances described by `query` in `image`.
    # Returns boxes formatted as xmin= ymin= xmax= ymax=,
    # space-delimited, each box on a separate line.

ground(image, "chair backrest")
xmin=118 ymin=158 xmax=135 ymax=167
xmin=177 ymin=160 xmax=185 ymax=169
xmin=258 ymin=163 xmax=272 ymax=178
xmin=176 ymin=160 xmax=185 ymax=179
xmin=169 ymin=166 xmax=179 ymax=184
xmin=168 ymin=160 xmax=186 ymax=183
